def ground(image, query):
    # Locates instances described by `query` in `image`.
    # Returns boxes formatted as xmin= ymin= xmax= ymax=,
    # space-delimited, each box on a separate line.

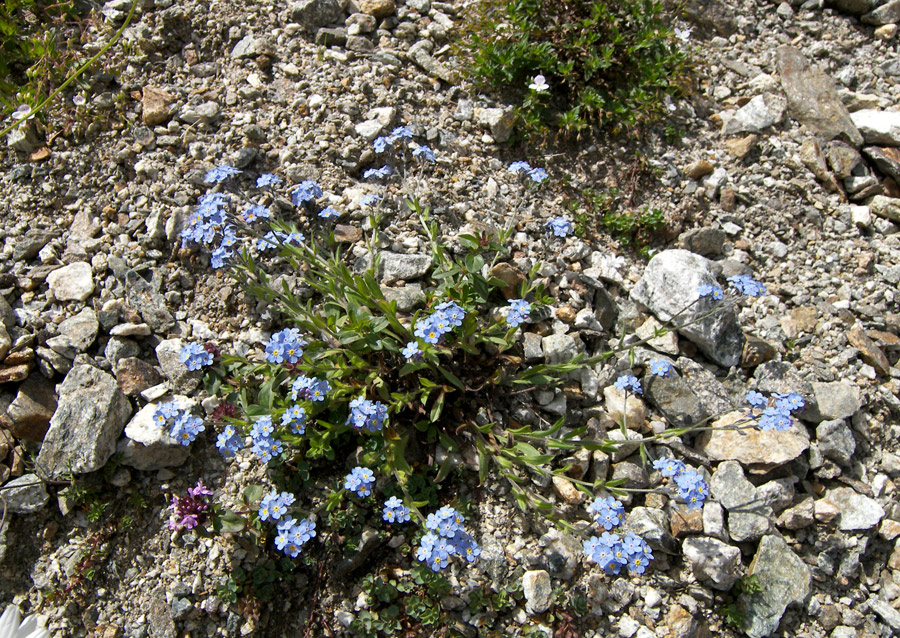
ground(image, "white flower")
xmin=674 ymin=26 xmax=692 ymax=42
xmin=528 ymin=74 xmax=549 ymax=92
xmin=73 ymin=95 xmax=86 ymax=106
xmin=0 ymin=605 xmax=49 ymax=638
xmin=10 ymin=105 xmax=34 ymax=121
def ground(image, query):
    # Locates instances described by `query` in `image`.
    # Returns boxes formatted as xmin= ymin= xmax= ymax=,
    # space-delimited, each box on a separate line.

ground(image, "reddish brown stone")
xmin=115 ymin=357 xmax=164 ymax=396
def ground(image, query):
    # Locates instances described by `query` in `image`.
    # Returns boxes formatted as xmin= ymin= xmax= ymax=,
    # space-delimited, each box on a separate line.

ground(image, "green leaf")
xmin=242 ymin=484 xmax=264 ymax=506
xmin=217 ymin=510 xmax=247 ymax=533
xmin=430 ymin=390 xmax=446 ymax=422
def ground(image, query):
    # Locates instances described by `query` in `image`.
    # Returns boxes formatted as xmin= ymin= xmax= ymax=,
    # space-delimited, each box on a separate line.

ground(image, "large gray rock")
xmin=407 ymin=40 xmax=453 ymax=83
xmin=776 ymin=47 xmax=864 ymax=147
xmin=644 ymin=372 xmax=708 ymax=428
xmin=862 ymin=146 xmax=900 ymax=183
xmin=474 ymin=107 xmax=516 ymax=143
xmin=815 ymin=419 xmax=855 ymax=466
xmin=709 ymin=461 xmax=771 ymax=542
xmin=46 ymin=262 xmax=95 ymax=302
xmin=826 ymin=0 xmax=875 ymax=14
xmin=3 ymin=473 xmax=49 ymax=514
xmin=696 ymin=410 xmax=809 ymax=468
xmin=292 ymin=0 xmax=344 ymax=30
xmin=741 ymin=535 xmax=811 ymax=638
xmin=117 ymin=399 xmax=193 ymax=470
xmin=811 ymin=381 xmax=859 ymax=420
xmin=682 ymin=537 xmax=742 ymax=590
xmin=541 ymin=333 xmax=579 ymax=365
xmin=125 ymin=270 xmax=174 ymax=332
xmin=862 ymin=0 xmax=900 ymax=25
xmin=623 ymin=506 xmax=678 ymax=554
xmin=849 ymin=110 xmax=900 ymax=146
xmin=631 ymin=250 xmax=744 ymax=367
xmin=156 ymin=339 xmax=200 ymax=394
xmin=46 ymin=307 xmax=99 ymax=359
xmin=754 ymin=361 xmax=818 ymax=422
xmin=378 ymin=252 xmax=432 ymax=283
xmin=5 ymin=376 xmax=57 ymax=442
xmin=821 ymin=487 xmax=884 ymax=531
xmin=35 ymin=366 xmax=132 ymax=479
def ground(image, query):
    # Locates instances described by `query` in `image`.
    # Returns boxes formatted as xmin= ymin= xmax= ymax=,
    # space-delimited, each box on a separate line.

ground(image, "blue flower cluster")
xmin=256 ymin=173 xmax=282 ymax=188
xmin=412 ymin=145 xmax=435 ymax=162
xmin=613 ymin=374 xmax=642 ymax=395
xmin=382 ymin=496 xmax=411 ymax=523
xmin=728 ymin=274 xmax=767 ymax=297
xmin=345 ymin=467 xmax=376 ymax=497
xmin=653 ymin=457 xmax=708 ymax=509
xmin=215 ymin=423 xmax=243 ymax=457
xmin=274 ymin=517 xmax=316 ymax=557
xmin=153 ymin=402 xmax=205 ymax=446
xmin=181 ymin=192 xmax=228 ymax=247
xmin=281 ymin=404 xmax=308 ymax=435
xmin=746 ymin=390 xmax=804 ymax=432
xmin=291 ymin=180 xmax=323 ymax=206
xmin=318 ymin=206 xmax=340 ymax=220
xmin=364 ymin=165 xmax=393 ymax=180
xmin=360 ymin=193 xmax=381 ymax=207
xmin=250 ymin=416 xmax=283 ymax=463
xmin=697 ymin=283 xmax=724 ymax=300
xmin=587 ymin=496 xmax=625 ymax=531
xmin=413 ymin=301 xmax=466 ymax=345
xmin=346 ymin=396 xmax=388 ymax=432
xmin=265 ymin=328 xmax=307 ymax=365
xmin=508 ymin=161 xmax=549 ymax=184
xmin=505 ymin=299 xmax=531 ymax=327
xmin=205 ymin=165 xmax=241 ymax=183
xmin=546 ymin=217 xmax=573 ymax=237
xmin=259 ymin=490 xmax=296 ymax=522
xmin=416 ymin=506 xmax=481 ymax=572
xmin=584 ymin=532 xmax=653 ymax=575
xmin=180 ymin=342 xmax=213 ymax=371
xmin=373 ymin=126 xmax=414 ymax=153
xmin=291 ymin=375 xmax=330 ymax=401
xmin=648 ymin=359 xmax=673 ymax=377
xmin=241 ymin=204 xmax=270 ymax=223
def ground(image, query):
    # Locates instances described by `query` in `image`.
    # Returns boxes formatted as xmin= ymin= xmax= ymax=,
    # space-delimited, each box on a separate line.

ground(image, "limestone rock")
xmin=5 ymin=376 xmax=57 ymax=442
xmin=118 ymin=399 xmax=194 ymax=470
xmin=46 ymin=262 xmax=94 ymax=302
xmin=141 ymin=86 xmax=174 ymax=126
xmin=631 ymin=250 xmax=744 ymax=367
xmin=741 ymin=535 xmax=811 ymax=638
xmin=4 ymin=473 xmax=49 ymax=514
xmin=522 ymin=570 xmax=552 ymax=614
xmin=696 ymin=411 xmax=809 ymax=469
xmin=821 ymin=487 xmax=885 ymax=531
xmin=709 ymin=461 xmax=772 ymax=542
xmin=849 ymin=109 xmax=900 ymax=145
xmin=682 ymin=537 xmax=742 ymax=590
xmin=35 ymin=365 xmax=132 ymax=478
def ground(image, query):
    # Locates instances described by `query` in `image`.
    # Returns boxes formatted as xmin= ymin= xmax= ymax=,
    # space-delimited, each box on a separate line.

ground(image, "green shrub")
xmin=462 ymin=0 xmax=692 ymax=140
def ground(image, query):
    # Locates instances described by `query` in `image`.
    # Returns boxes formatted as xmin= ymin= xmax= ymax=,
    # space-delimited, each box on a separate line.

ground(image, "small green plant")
xmin=567 ymin=186 xmax=668 ymax=255
xmin=720 ymin=574 xmax=762 ymax=628
xmin=462 ymin=0 xmax=693 ymax=141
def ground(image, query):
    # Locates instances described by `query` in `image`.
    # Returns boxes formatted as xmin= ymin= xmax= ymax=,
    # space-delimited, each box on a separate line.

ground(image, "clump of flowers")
xmin=291 ymin=375 xmax=331 ymax=402
xmin=746 ymin=390 xmax=804 ymax=432
xmin=653 ymin=457 xmax=708 ymax=509
xmin=215 ymin=423 xmax=243 ymax=457
xmin=346 ymin=397 xmax=388 ymax=433
xmin=504 ymin=299 xmax=531 ymax=327
xmin=265 ymin=328 xmax=308 ymax=365
xmin=412 ymin=301 xmax=466 ymax=345
xmin=647 ymin=359 xmax=673 ymax=377
xmin=587 ymin=496 xmax=625 ymax=531
xmin=259 ymin=490 xmax=296 ymax=522
xmin=728 ymin=274 xmax=767 ymax=297
xmin=274 ymin=517 xmax=317 ymax=557
xmin=167 ymin=480 xmax=213 ymax=530
xmin=250 ymin=416 xmax=283 ymax=463
xmin=180 ymin=342 xmax=214 ymax=371
xmin=546 ymin=216 xmax=573 ymax=238
xmin=344 ymin=467 xmax=376 ymax=497
xmin=584 ymin=532 xmax=653 ymax=575
xmin=153 ymin=402 xmax=205 ymax=446
xmin=383 ymin=496 xmax=411 ymax=524
xmin=416 ymin=507 xmax=481 ymax=572
xmin=613 ymin=374 xmax=642 ymax=395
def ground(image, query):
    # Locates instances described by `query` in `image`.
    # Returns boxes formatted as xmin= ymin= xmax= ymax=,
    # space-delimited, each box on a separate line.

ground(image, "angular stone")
xmin=862 ymin=0 xmax=900 ymax=25
xmin=682 ymin=537 xmax=742 ymax=590
xmin=725 ymin=134 xmax=758 ymax=159
xmin=474 ymin=107 xmax=516 ymax=143
xmin=378 ymin=252 xmax=432 ymax=283
xmin=684 ymin=160 xmax=714 ymax=179
xmin=863 ymin=146 xmax=900 ymax=184
xmin=777 ymin=496 xmax=815 ymax=530
xmin=635 ymin=316 xmax=679 ymax=355
xmin=741 ymin=336 xmax=777 ymax=368
xmin=826 ymin=0 xmax=875 ymax=15
xmin=850 ymin=110 xmax=900 ymax=145
xmin=869 ymin=599 xmax=900 ymax=632
xmin=358 ymin=0 xmax=395 ymax=18
xmin=35 ymin=365 xmax=132 ymax=479
xmin=847 ymin=328 xmax=891 ymax=376
xmin=522 ymin=570 xmax=552 ymax=614
xmin=4 ymin=473 xmax=49 ymax=514
xmin=723 ymin=94 xmax=786 ymax=135
xmin=293 ymin=0 xmax=343 ymax=29
xmin=125 ymin=270 xmax=174 ymax=332
xmin=677 ymin=227 xmax=727 ymax=257
xmin=798 ymin=138 xmax=842 ymax=193
xmin=754 ymin=361 xmax=818 ymax=422
xmin=811 ymin=381 xmax=859 ymax=420
xmin=624 ymin=507 xmax=678 ymax=554
xmin=156 ymin=339 xmax=200 ymax=394
xmin=603 ymin=386 xmax=646 ymax=430
xmin=0 ymin=363 xmax=31 ymax=383
xmin=644 ymin=372 xmax=708 ymax=428
xmin=46 ymin=262 xmax=94 ymax=302
xmin=116 ymin=357 xmax=164 ymax=397
xmin=821 ymin=487 xmax=885 ymax=530
xmin=0 ymin=324 xmax=10 ymax=363
xmin=741 ymin=535 xmax=811 ymax=638
xmin=315 ymin=26 xmax=347 ymax=46
xmin=824 ymin=141 xmax=863 ymax=178
xmin=815 ymin=418 xmax=855 ymax=466
xmin=105 ymin=337 xmax=141 ymax=368
xmin=46 ymin=308 xmax=99 ymax=359
xmin=407 ymin=40 xmax=453 ymax=82
xmin=117 ymin=399 xmax=193 ymax=470
xmin=776 ymin=46 xmax=864 ymax=147
xmin=541 ymin=333 xmax=578 ymax=365
xmin=5 ymin=376 xmax=57 ymax=442
xmin=696 ymin=411 xmax=809 ymax=469
xmin=141 ymin=86 xmax=174 ymax=126
xmin=355 ymin=119 xmax=386 ymax=141
xmin=631 ymin=250 xmax=744 ymax=368
xmin=670 ymin=505 xmax=704 ymax=538
xmin=231 ymin=35 xmax=271 ymax=59
xmin=709 ymin=461 xmax=772 ymax=542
